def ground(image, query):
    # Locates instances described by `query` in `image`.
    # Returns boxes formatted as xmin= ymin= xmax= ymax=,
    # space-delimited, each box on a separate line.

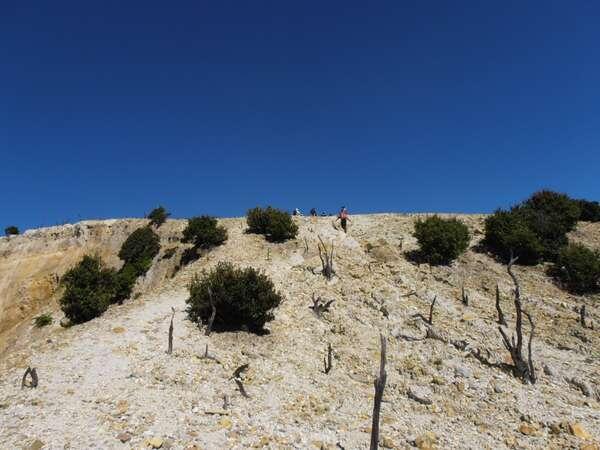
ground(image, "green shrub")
xmin=246 ymin=207 xmax=271 ymax=234
xmin=4 ymin=226 xmax=19 ymax=236
xmin=484 ymin=190 xmax=582 ymax=264
xmin=483 ymin=209 xmax=544 ymax=264
xmin=34 ymin=313 xmax=53 ymax=328
xmin=551 ymin=244 xmax=600 ymax=294
xmin=182 ymin=216 xmax=228 ymax=249
xmin=60 ymin=255 xmax=118 ymax=324
xmin=576 ymin=199 xmax=600 ymax=222
xmin=147 ymin=206 xmax=170 ymax=227
xmin=118 ymin=227 xmax=160 ymax=275
xmin=413 ymin=216 xmax=470 ymax=265
xmin=180 ymin=247 xmax=200 ymax=266
xmin=520 ymin=190 xmax=580 ymax=260
xmin=113 ymin=263 xmax=139 ymax=304
xmin=186 ymin=262 xmax=282 ymax=333
xmin=246 ymin=206 xmax=298 ymax=242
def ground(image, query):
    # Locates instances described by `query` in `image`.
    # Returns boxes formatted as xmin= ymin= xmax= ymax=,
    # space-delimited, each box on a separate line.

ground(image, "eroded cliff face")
xmin=0 ymin=219 xmax=185 ymax=355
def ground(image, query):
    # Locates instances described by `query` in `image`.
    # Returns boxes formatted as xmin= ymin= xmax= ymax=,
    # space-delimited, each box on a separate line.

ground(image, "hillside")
xmin=0 ymin=214 xmax=598 ymax=449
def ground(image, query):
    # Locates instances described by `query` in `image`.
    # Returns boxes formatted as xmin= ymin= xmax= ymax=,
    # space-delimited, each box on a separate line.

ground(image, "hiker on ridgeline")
xmin=310 ymin=208 xmax=317 ymax=217
xmin=293 ymin=208 xmax=302 ymax=216
xmin=336 ymin=206 xmax=351 ymax=233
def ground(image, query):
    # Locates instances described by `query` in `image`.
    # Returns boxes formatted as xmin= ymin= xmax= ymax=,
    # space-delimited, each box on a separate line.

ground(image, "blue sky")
xmin=1 ymin=1 xmax=599 ymax=230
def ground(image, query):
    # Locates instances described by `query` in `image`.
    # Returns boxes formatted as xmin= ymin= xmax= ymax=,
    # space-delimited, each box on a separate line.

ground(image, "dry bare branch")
xmin=205 ymin=287 xmax=216 ymax=336
xmin=370 ymin=334 xmax=387 ymax=450
xmin=232 ymin=364 xmax=250 ymax=398
xmin=21 ymin=367 xmax=38 ymax=389
xmin=461 ymin=285 xmax=469 ymax=306
xmin=324 ymin=343 xmax=333 ymax=374
xmin=317 ymin=236 xmax=335 ymax=279
xmin=495 ymin=284 xmax=507 ymax=326
xmin=167 ymin=307 xmax=175 ymax=355
xmin=498 ymin=254 xmax=536 ymax=384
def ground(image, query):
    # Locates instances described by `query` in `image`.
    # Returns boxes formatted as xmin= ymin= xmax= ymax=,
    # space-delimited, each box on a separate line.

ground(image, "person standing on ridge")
xmin=336 ymin=206 xmax=350 ymax=233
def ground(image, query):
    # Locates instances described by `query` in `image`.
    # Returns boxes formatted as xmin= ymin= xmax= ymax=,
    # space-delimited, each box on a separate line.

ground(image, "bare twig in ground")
xmin=200 ymin=344 xmax=220 ymax=363
xmin=461 ymin=285 xmax=469 ymax=306
xmin=304 ymin=237 xmax=309 ymax=255
xmin=317 ymin=236 xmax=335 ymax=279
xmin=496 ymin=284 xmax=507 ymax=326
xmin=205 ymin=287 xmax=216 ymax=336
xmin=579 ymin=305 xmax=588 ymax=329
xmin=498 ymin=254 xmax=537 ymax=384
xmin=323 ymin=343 xmax=333 ymax=374
xmin=370 ymin=334 xmax=387 ymax=450
xmin=232 ymin=364 xmax=250 ymax=398
xmin=21 ymin=367 xmax=38 ymax=389
xmin=428 ymin=296 xmax=437 ymax=325
xmin=222 ymin=395 xmax=231 ymax=409
xmin=411 ymin=296 xmax=436 ymax=325
xmin=309 ymin=293 xmax=334 ymax=317
xmin=167 ymin=307 xmax=175 ymax=354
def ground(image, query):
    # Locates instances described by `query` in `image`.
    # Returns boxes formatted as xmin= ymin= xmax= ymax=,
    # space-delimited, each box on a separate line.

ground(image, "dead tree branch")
xmin=317 ymin=236 xmax=335 ymax=279
xmin=232 ymin=364 xmax=250 ymax=398
xmin=167 ymin=307 xmax=175 ymax=354
xmin=310 ymin=293 xmax=334 ymax=317
xmin=579 ymin=305 xmax=588 ymax=329
xmin=201 ymin=344 xmax=220 ymax=363
xmin=323 ymin=343 xmax=333 ymax=374
xmin=495 ymin=284 xmax=507 ymax=326
xmin=428 ymin=296 xmax=437 ymax=325
xmin=205 ymin=287 xmax=216 ymax=336
xmin=461 ymin=286 xmax=469 ymax=306
xmin=370 ymin=334 xmax=387 ymax=450
xmin=498 ymin=255 xmax=536 ymax=384
xmin=21 ymin=367 xmax=38 ymax=389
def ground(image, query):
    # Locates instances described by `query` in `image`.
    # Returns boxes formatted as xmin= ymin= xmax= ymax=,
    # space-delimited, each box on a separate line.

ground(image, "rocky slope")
xmin=0 ymin=215 xmax=598 ymax=449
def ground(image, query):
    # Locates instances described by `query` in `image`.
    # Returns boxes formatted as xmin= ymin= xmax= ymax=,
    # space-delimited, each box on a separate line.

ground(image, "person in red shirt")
xmin=336 ymin=206 xmax=350 ymax=233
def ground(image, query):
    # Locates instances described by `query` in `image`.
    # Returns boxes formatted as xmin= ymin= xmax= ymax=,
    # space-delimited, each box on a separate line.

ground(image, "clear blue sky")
xmin=2 ymin=1 xmax=599 ymax=230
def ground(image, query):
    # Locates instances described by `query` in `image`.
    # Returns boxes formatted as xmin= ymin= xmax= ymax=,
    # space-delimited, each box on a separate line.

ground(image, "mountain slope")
xmin=0 ymin=215 xmax=598 ymax=449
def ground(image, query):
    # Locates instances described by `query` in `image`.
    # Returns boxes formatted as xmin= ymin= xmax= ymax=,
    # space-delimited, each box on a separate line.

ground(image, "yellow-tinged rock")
xmin=569 ymin=422 xmax=591 ymax=440
xmin=219 ymin=417 xmax=233 ymax=429
xmin=148 ymin=437 xmax=164 ymax=448
xmin=112 ymin=326 xmax=126 ymax=333
xmin=580 ymin=444 xmax=600 ymax=450
xmin=415 ymin=432 xmax=437 ymax=450
xmin=519 ymin=422 xmax=540 ymax=436
xmin=115 ymin=399 xmax=128 ymax=414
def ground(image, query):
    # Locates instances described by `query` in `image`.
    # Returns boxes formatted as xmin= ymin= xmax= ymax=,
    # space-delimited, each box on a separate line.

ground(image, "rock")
xmin=219 ymin=417 xmax=232 ymax=429
xmin=408 ymin=386 xmax=433 ymax=405
xmin=381 ymin=436 xmax=397 ymax=448
xmin=493 ymin=383 xmax=504 ymax=394
xmin=461 ymin=312 xmax=476 ymax=322
xmin=115 ymin=399 xmax=129 ymax=415
xmin=569 ymin=422 xmax=591 ymax=440
xmin=415 ymin=432 xmax=437 ymax=450
xmin=454 ymin=366 xmax=472 ymax=378
xmin=116 ymin=432 xmax=131 ymax=443
xmin=59 ymin=317 xmax=71 ymax=328
xmin=28 ymin=440 xmax=45 ymax=450
xmin=431 ymin=375 xmax=446 ymax=385
xmin=148 ymin=437 xmax=164 ymax=448
xmin=112 ymin=326 xmax=126 ymax=334
xmin=543 ymin=364 xmax=556 ymax=376
xmin=518 ymin=422 xmax=540 ymax=436
xmin=580 ymin=444 xmax=600 ymax=450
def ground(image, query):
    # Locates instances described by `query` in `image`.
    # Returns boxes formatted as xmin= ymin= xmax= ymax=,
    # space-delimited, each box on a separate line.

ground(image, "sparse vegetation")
xmin=246 ymin=206 xmax=298 ymax=242
xmin=186 ymin=262 xmax=282 ymax=333
xmin=484 ymin=190 xmax=581 ymax=264
xmin=550 ymin=243 xmax=600 ymax=294
xmin=147 ymin=206 xmax=170 ymax=227
xmin=34 ymin=313 xmax=53 ymax=328
xmin=118 ymin=226 xmax=160 ymax=276
xmin=60 ymin=255 xmax=118 ymax=324
xmin=413 ymin=216 xmax=470 ymax=265
xmin=4 ymin=226 xmax=19 ymax=236
xmin=182 ymin=216 xmax=227 ymax=249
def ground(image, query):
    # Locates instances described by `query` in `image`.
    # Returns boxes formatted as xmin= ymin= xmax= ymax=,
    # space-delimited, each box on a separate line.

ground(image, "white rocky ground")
xmin=0 ymin=215 xmax=598 ymax=449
